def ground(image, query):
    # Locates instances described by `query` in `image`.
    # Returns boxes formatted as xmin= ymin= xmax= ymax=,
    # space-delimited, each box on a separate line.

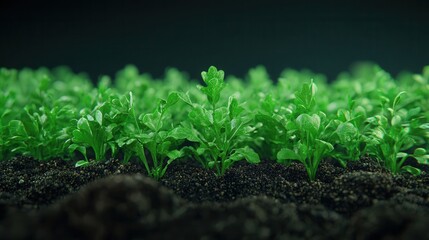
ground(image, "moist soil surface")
xmin=1 ymin=156 xmax=429 ymax=240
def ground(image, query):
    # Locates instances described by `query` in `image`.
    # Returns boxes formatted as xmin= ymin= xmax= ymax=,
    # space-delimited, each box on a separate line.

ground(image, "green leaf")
xmin=168 ymin=126 xmax=199 ymax=142
xmin=235 ymin=146 xmax=260 ymax=164
xmin=335 ymin=122 xmax=358 ymax=142
xmin=117 ymin=137 xmax=134 ymax=147
xmin=396 ymin=152 xmax=408 ymax=158
xmin=296 ymin=113 xmax=320 ymax=135
xmin=72 ymin=130 xmax=88 ymax=143
xmin=414 ymin=156 xmax=429 ymax=164
xmin=401 ymin=165 xmax=421 ymax=176
xmin=419 ymin=123 xmax=429 ymax=129
xmin=315 ymin=139 xmax=334 ymax=152
xmin=167 ymin=149 xmax=184 ymax=160
xmin=108 ymin=141 xmax=117 ymax=157
xmin=75 ymin=160 xmax=90 ymax=167
xmin=261 ymin=95 xmax=275 ymax=114
xmin=86 ymin=114 xmax=94 ymax=122
xmin=165 ymin=92 xmax=179 ymax=109
xmin=8 ymin=120 xmax=27 ymax=136
xmin=177 ymin=92 xmax=193 ymax=106
xmin=142 ymin=112 xmax=161 ymax=131
xmin=200 ymin=66 xmax=225 ymax=105
xmin=197 ymin=146 xmax=209 ymax=156
xmin=128 ymin=91 xmax=134 ymax=109
xmin=227 ymin=96 xmax=243 ymax=119
xmin=392 ymin=91 xmax=406 ymax=109
xmin=391 ymin=115 xmax=401 ymax=126
xmin=159 ymin=141 xmax=172 ymax=154
xmin=413 ymin=148 xmax=426 ymax=156
xmin=407 ymin=107 xmax=421 ymax=118
xmin=277 ymin=148 xmax=301 ymax=161
xmin=77 ymin=118 xmax=92 ymax=133
xmin=294 ymin=80 xmax=317 ymax=111
xmin=95 ymin=110 xmax=103 ymax=126
xmin=189 ymin=106 xmax=212 ymax=127
xmin=371 ymin=127 xmax=385 ymax=139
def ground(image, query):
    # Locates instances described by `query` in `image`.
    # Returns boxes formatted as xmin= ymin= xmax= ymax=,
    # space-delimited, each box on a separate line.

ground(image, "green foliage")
xmin=70 ymin=109 xmax=116 ymax=163
xmin=277 ymin=112 xmax=334 ymax=181
xmin=1 ymin=63 xmax=429 ymax=181
xmin=117 ymin=92 xmax=184 ymax=180
xmin=177 ymin=66 xmax=260 ymax=176
xmin=364 ymin=92 xmax=429 ymax=175
xmin=328 ymin=98 xmax=367 ymax=166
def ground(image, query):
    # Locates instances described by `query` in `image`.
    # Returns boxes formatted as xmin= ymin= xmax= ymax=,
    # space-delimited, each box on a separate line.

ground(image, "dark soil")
xmin=1 ymin=156 xmax=429 ymax=239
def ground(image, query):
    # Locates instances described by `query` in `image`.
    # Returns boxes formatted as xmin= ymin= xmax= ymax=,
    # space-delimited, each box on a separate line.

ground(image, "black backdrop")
xmin=1 ymin=0 xmax=428 ymax=82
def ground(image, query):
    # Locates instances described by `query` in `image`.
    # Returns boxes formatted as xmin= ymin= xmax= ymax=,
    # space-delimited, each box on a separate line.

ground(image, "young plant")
xmin=177 ymin=66 xmax=260 ymax=176
xmin=70 ymin=79 xmax=130 ymax=166
xmin=0 ymin=89 xmax=12 ymax=161
xmin=7 ymin=103 xmax=74 ymax=161
xmin=328 ymin=97 xmax=367 ymax=167
xmin=276 ymin=81 xmax=333 ymax=181
xmin=69 ymin=109 xmax=117 ymax=166
xmin=117 ymin=92 xmax=185 ymax=180
xmin=254 ymin=94 xmax=290 ymax=160
xmin=364 ymin=91 xmax=429 ymax=175
xmin=277 ymin=112 xmax=334 ymax=181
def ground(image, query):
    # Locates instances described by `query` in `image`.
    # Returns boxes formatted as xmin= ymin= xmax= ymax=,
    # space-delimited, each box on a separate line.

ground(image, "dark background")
xmin=0 ymin=0 xmax=428 ymax=82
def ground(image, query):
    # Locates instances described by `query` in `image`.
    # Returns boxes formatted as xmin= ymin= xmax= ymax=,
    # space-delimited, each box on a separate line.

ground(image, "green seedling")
xmin=364 ymin=92 xmax=429 ymax=175
xmin=176 ymin=66 xmax=260 ymax=176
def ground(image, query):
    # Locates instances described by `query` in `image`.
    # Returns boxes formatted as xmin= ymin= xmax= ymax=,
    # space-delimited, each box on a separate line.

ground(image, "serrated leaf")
xmin=200 ymin=66 xmax=225 ymax=105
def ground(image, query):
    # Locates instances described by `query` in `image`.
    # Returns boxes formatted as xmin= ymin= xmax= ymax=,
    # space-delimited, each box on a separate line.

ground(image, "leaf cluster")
xmin=1 ymin=63 xmax=429 ymax=181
